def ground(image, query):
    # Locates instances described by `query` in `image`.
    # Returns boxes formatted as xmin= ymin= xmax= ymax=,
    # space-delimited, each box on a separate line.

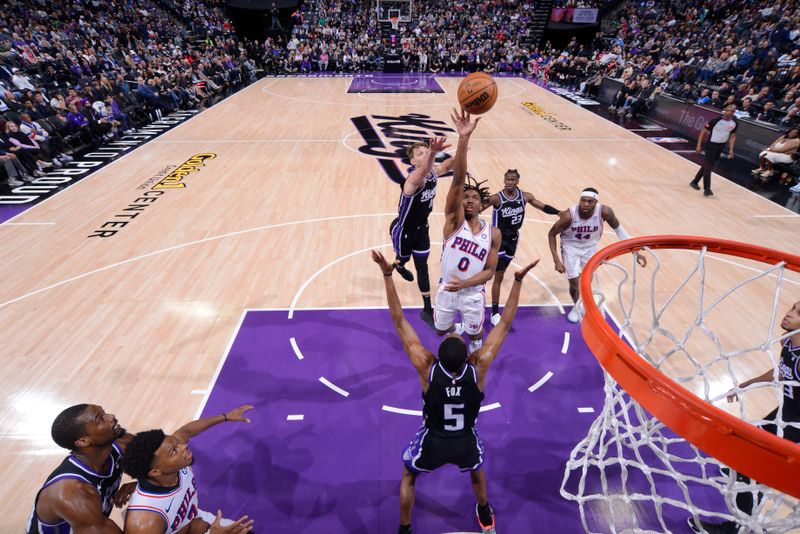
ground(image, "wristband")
xmin=222 ymin=413 xmax=228 ymax=422
xmin=542 ymin=204 xmax=560 ymax=215
xmin=383 ymin=271 xmax=393 ymax=277
xmin=514 ymin=274 xmax=524 ymax=282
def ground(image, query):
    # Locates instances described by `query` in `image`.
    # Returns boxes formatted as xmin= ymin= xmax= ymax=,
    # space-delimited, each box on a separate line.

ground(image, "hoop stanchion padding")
xmin=580 ymin=235 xmax=800 ymax=499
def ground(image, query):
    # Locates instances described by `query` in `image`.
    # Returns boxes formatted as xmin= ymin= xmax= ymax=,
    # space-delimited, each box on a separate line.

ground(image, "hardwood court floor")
xmin=1 ymin=76 xmax=798 ymax=528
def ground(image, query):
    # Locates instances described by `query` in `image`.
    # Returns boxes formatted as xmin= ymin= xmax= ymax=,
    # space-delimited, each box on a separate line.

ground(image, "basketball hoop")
xmin=561 ymin=235 xmax=800 ymax=532
xmin=389 ymin=16 xmax=399 ymax=32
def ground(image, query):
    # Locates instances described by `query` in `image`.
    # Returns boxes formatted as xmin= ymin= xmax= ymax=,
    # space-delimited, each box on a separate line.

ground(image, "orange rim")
xmin=580 ymin=235 xmax=800 ymax=499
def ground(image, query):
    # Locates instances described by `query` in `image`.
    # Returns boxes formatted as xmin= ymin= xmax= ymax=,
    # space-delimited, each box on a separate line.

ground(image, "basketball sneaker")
xmin=490 ymin=313 xmax=501 ymax=326
xmin=567 ymin=308 xmax=579 ymax=323
xmin=687 ymin=517 xmax=737 ymax=533
xmin=419 ymin=309 xmax=435 ymax=330
xmin=475 ymin=503 xmax=496 ymax=533
xmin=394 ymin=263 xmax=414 ymax=282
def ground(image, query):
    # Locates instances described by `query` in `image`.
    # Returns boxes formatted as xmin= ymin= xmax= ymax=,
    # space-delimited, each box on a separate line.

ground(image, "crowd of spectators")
xmin=3 ymin=0 xmax=799 ymax=188
xmin=0 ymin=0 xmax=254 ymax=186
xmin=545 ymin=0 xmax=800 ymax=130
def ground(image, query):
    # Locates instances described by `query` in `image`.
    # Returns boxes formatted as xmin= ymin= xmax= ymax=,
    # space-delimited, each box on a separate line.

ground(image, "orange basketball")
xmin=457 ymin=72 xmax=498 ymax=115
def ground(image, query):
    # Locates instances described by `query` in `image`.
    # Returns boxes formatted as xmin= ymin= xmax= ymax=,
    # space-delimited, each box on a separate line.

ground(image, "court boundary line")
xmin=0 ymin=80 xmax=267 ymax=227
xmin=193 ymin=309 xmax=248 ymax=419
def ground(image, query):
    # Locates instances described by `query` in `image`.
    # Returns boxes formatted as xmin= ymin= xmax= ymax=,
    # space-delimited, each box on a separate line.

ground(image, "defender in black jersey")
xmin=391 ymin=137 xmax=455 ymax=328
xmin=689 ymin=301 xmax=800 ymax=534
xmin=372 ymin=248 xmax=540 ymax=534
xmin=27 ymin=404 xmax=135 ymax=534
xmin=481 ymin=169 xmax=561 ymax=326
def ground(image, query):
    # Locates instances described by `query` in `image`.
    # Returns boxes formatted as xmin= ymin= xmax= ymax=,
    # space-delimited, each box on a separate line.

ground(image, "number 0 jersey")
xmin=440 ymin=219 xmax=492 ymax=284
xmin=423 ymin=361 xmax=485 ymax=435
xmin=560 ymin=203 xmax=603 ymax=249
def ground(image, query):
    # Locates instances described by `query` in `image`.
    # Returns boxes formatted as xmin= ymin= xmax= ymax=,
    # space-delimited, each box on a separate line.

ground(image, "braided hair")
xmin=464 ymin=173 xmax=490 ymax=205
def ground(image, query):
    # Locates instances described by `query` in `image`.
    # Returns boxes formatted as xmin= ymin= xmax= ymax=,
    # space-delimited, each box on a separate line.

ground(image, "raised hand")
xmin=210 ymin=511 xmax=254 ymax=533
xmin=371 ymin=250 xmax=393 ymax=276
xmin=513 ymin=259 xmax=540 ymax=281
xmin=428 ymin=136 xmax=451 ymax=153
xmin=222 ymin=405 xmax=253 ymax=423
xmin=450 ymin=107 xmax=481 ymax=137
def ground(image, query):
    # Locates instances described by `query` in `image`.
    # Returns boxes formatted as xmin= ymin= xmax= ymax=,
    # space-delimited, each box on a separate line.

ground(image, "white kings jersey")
xmin=126 ymin=466 xmax=203 ymax=533
xmin=560 ymin=203 xmax=603 ymax=249
xmin=441 ymin=219 xmax=492 ymax=285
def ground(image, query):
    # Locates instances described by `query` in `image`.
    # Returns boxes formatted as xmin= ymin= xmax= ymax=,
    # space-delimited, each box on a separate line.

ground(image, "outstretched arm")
xmin=443 ymin=108 xmax=481 ymax=233
xmin=480 ymin=192 xmax=501 ymax=213
xmin=471 ymin=260 xmax=540 ymax=389
xmin=603 ymin=206 xmax=646 ymax=267
xmin=524 ymin=191 xmax=560 ymax=215
xmin=372 ymin=250 xmax=434 ymax=388
xmin=443 ymin=227 xmax=501 ymax=291
xmin=548 ymin=211 xmax=572 ymax=274
xmin=173 ymin=405 xmax=253 ymax=444
xmin=403 ymin=137 xmax=450 ymax=196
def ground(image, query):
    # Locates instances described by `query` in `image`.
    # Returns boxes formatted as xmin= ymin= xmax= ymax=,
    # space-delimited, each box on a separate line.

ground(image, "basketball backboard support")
xmin=376 ymin=0 xmax=411 ymax=22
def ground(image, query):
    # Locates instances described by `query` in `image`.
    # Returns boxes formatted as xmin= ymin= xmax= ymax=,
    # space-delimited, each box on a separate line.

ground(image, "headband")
xmin=580 ymin=190 xmax=599 ymax=200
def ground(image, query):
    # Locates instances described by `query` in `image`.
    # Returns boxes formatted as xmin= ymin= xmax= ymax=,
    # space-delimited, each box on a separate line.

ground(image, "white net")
xmin=560 ymin=242 xmax=800 ymax=534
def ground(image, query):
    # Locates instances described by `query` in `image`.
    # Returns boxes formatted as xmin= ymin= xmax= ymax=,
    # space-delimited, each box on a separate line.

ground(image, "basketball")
xmin=457 ymin=72 xmax=498 ymax=115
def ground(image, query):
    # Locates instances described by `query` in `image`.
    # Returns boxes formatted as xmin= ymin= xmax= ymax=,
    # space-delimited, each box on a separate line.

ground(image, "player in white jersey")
xmin=435 ymin=108 xmax=501 ymax=354
xmin=122 ymin=405 xmax=255 ymax=534
xmin=548 ymin=188 xmax=646 ymax=322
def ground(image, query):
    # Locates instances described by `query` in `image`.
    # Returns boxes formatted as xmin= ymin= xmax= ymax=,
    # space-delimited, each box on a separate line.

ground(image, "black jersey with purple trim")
xmin=423 ymin=361 xmax=484 ymax=435
xmin=492 ymin=188 xmax=526 ymax=237
xmin=780 ymin=339 xmax=800 ymax=412
xmin=27 ymin=443 xmax=124 ymax=534
xmin=397 ymin=167 xmax=438 ymax=230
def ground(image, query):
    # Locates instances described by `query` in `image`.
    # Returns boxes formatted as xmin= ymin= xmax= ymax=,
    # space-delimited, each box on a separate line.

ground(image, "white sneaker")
xmin=7 ymin=178 xmax=23 ymax=186
xmin=567 ymin=308 xmax=579 ymax=323
xmin=454 ymin=323 xmax=465 ymax=335
xmin=490 ymin=313 xmax=501 ymax=326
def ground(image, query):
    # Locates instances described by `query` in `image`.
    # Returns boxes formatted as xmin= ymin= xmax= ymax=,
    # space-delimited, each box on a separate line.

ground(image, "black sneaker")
xmin=476 ymin=503 xmax=496 ymax=533
xmin=394 ymin=264 xmax=414 ymax=282
xmin=419 ymin=309 xmax=435 ymax=330
xmin=687 ymin=517 xmax=737 ymax=533
xmin=690 ymin=181 xmax=701 ymax=190
xmin=704 ymin=189 xmax=714 ymax=196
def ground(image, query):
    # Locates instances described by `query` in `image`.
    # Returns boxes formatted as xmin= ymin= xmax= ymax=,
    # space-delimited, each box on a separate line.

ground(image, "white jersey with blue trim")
xmin=560 ymin=203 xmax=603 ymax=249
xmin=440 ymin=219 xmax=492 ymax=284
xmin=126 ymin=466 xmax=207 ymax=533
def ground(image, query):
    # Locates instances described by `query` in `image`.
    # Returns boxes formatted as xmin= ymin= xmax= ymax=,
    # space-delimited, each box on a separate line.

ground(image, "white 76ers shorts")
xmin=434 ymin=285 xmax=485 ymax=335
xmin=561 ymin=244 xmax=597 ymax=280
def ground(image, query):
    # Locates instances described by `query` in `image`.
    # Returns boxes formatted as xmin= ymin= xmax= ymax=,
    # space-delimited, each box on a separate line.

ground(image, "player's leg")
xmin=399 ymin=466 xmax=418 ymax=533
xmin=433 ymin=285 xmax=457 ymax=335
xmin=460 ymin=289 xmax=486 ymax=352
xmin=458 ymin=430 xmax=494 ymax=533
xmin=561 ymin=245 xmax=582 ymax=322
xmin=411 ymin=225 xmax=434 ymax=325
xmin=390 ymin=218 xmax=415 ymax=282
xmin=491 ymin=256 xmax=511 ymax=326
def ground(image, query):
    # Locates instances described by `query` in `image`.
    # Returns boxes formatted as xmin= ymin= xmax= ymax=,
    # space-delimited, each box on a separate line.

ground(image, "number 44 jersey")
xmin=560 ymin=203 xmax=603 ymax=249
